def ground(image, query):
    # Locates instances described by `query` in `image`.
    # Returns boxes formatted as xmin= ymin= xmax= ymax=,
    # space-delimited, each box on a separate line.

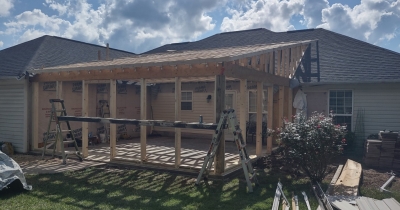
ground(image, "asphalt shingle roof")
xmin=144 ymin=28 xmax=400 ymax=83
xmin=0 ymin=35 xmax=135 ymax=77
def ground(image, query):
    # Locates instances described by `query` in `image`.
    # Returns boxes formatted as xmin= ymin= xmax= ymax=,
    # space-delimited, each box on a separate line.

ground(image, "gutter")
xmin=300 ymin=79 xmax=400 ymax=86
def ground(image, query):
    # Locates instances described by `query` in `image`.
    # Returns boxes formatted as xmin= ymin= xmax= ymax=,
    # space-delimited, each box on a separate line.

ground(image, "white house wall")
xmin=0 ymin=79 xmax=28 ymax=152
xmin=303 ymin=83 xmax=400 ymax=137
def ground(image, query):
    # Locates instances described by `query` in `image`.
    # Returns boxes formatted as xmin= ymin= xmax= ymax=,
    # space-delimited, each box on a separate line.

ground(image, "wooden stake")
xmin=110 ymin=79 xmax=117 ymax=160
xmin=175 ymin=77 xmax=181 ymax=168
xmin=32 ymin=82 xmax=39 ymax=149
xmin=239 ymin=79 xmax=247 ymax=144
xmin=214 ymin=74 xmax=225 ymax=175
xmin=82 ymin=80 xmax=89 ymax=157
xmin=256 ymin=82 xmax=263 ymax=156
xmin=140 ymin=78 xmax=147 ymax=162
xmin=267 ymin=86 xmax=274 ymax=154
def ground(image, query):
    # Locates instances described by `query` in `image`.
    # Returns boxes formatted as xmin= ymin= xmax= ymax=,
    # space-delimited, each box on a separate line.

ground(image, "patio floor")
xmin=76 ymin=135 xmax=267 ymax=170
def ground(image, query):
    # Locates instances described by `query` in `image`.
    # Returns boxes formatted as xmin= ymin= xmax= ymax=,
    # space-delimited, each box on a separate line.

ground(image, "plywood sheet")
xmin=332 ymin=159 xmax=362 ymax=196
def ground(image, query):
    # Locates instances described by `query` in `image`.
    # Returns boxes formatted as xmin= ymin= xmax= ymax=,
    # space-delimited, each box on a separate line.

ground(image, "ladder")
xmin=99 ymin=100 xmax=110 ymax=143
xmin=195 ymin=109 xmax=259 ymax=192
xmin=42 ymin=99 xmax=83 ymax=164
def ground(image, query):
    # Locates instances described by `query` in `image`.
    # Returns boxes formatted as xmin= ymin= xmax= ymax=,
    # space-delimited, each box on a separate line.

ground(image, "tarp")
xmin=0 ymin=151 xmax=32 ymax=191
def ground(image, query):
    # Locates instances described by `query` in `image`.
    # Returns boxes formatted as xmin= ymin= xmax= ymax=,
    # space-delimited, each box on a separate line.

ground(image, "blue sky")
xmin=0 ymin=0 xmax=399 ymax=54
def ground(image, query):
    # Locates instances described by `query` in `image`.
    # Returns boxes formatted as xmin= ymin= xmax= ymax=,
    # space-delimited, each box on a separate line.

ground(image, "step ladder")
xmin=99 ymin=100 xmax=110 ymax=143
xmin=195 ymin=109 xmax=259 ymax=192
xmin=42 ymin=99 xmax=83 ymax=164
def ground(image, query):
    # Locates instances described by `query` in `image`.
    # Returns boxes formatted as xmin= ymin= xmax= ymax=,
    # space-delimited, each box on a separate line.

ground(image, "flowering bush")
xmin=276 ymin=112 xmax=347 ymax=182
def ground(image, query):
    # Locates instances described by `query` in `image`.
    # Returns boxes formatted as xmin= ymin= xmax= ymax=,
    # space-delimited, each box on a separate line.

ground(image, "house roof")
xmin=32 ymin=40 xmax=313 ymax=73
xmin=0 ymin=35 xmax=135 ymax=78
xmin=145 ymin=28 xmax=400 ymax=84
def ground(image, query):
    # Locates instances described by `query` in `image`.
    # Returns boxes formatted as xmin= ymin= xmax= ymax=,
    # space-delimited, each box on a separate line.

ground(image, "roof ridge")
xmin=23 ymin=36 xmax=48 ymax=72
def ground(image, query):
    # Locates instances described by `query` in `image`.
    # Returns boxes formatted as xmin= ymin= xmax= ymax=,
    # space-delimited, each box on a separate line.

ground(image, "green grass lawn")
xmin=0 ymin=166 xmax=320 ymax=210
xmin=1 ymin=165 xmax=399 ymax=210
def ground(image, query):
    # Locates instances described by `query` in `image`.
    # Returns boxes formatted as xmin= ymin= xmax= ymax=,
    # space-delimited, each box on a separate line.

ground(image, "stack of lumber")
xmin=364 ymin=140 xmax=381 ymax=168
xmin=379 ymin=131 xmax=398 ymax=169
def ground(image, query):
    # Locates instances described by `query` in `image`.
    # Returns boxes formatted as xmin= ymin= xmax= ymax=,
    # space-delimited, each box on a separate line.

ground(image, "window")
xmin=181 ymin=91 xmax=192 ymax=110
xmin=329 ymin=90 xmax=352 ymax=131
xmin=248 ymin=90 xmax=268 ymax=122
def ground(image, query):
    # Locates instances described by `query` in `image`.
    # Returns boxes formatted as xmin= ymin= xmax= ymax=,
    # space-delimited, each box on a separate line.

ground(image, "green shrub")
xmin=277 ymin=112 xmax=347 ymax=182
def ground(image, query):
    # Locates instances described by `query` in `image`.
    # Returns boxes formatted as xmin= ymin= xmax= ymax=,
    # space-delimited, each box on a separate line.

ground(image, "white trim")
xmin=328 ymin=89 xmax=354 ymax=130
xmin=225 ymin=90 xmax=237 ymax=110
xmin=181 ymin=91 xmax=193 ymax=111
xmin=248 ymin=90 xmax=268 ymax=114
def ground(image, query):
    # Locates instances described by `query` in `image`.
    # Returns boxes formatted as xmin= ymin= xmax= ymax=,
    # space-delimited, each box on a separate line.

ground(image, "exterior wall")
xmin=0 ymin=79 xmax=28 ymax=153
xmin=303 ymin=83 xmax=400 ymax=137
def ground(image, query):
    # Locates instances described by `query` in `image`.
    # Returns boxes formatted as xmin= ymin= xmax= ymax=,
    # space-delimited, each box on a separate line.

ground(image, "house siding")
xmin=0 ymin=79 xmax=28 ymax=152
xmin=303 ymin=83 xmax=400 ymax=137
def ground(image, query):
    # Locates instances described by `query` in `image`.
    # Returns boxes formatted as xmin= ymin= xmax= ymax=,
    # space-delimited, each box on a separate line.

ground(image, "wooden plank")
xmin=175 ymin=77 xmax=181 ymax=168
xmin=56 ymin=81 xmax=63 ymax=152
xmin=281 ymin=49 xmax=286 ymax=77
xmin=224 ymin=64 xmax=290 ymax=87
xmin=32 ymin=82 xmax=39 ymax=149
xmin=269 ymin=52 xmax=275 ymax=74
xmin=326 ymin=164 xmax=343 ymax=195
xmin=31 ymin=63 xmax=223 ymax=82
xmin=81 ymin=80 xmax=89 ymax=157
xmin=256 ymin=82 xmax=263 ymax=156
xmin=276 ymin=50 xmax=281 ymax=76
xmin=239 ymin=79 xmax=247 ymax=143
xmin=214 ymin=74 xmax=225 ymax=175
xmin=333 ymin=159 xmax=362 ymax=196
xmin=278 ymin=86 xmax=284 ymax=129
xmin=109 ymin=79 xmax=117 ymax=160
xmin=140 ymin=78 xmax=147 ymax=162
xmin=267 ymin=86 xmax=274 ymax=154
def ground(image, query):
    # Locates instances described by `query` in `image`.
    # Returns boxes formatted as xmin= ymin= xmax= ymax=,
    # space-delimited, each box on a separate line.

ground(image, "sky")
xmin=0 ymin=0 xmax=399 ymax=54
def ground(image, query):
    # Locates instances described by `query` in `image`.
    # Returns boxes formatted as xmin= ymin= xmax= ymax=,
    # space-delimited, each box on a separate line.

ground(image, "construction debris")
xmin=0 ymin=151 xmax=32 ymax=191
xmin=330 ymin=159 xmax=362 ymax=196
xmin=272 ymin=182 xmax=290 ymax=210
xmin=301 ymin=191 xmax=311 ymax=210
xmin=380 ymin=171 xmax=396 ymax=192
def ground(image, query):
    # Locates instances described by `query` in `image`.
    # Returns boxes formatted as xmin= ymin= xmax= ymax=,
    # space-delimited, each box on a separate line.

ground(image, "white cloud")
xmin=0 ymin=41 xmax=3 ymax=47
xmin=0 ymin=0 xmax=13 ymax=17
xmin=3 ymin=0 xmax=221 ymax=53
xmin=302 ymin=0 xmax=329 ymax=27
xmin=220 ymin=0 xmax=304 ymax=32
xmin=316 ymin=0 xmax=400 ymax=45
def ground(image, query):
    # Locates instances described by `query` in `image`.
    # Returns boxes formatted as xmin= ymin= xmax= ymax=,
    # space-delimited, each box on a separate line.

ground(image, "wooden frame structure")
xmin=30 ymin=40 xmax=316 ymax=175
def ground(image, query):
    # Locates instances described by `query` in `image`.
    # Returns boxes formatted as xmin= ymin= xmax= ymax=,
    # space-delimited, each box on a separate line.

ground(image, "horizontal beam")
xmin=224 ymin=64 xmax=290 ymax=86
xmin=30 ymin=64 xmax=223 ymax=82
xmin=57 ymin=116 xmax=217 ymax=130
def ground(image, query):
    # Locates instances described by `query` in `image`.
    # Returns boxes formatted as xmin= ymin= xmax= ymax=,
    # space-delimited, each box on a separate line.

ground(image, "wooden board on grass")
xmin=332 ymin=159 xmax=362 ymax=196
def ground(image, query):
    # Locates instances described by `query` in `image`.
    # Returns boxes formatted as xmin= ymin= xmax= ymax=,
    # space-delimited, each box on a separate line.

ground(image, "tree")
xmin=276 ymin=112 xmax=347 ymax=182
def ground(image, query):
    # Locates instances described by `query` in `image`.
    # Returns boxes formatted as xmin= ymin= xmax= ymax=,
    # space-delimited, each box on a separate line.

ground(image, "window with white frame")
xmin=248 ymin=90 xmax=268 ymax=122
xmin=181 ymin=91 xmax=193 ymax=110
xmin=329 ymin=90 xmax=353 ymax=131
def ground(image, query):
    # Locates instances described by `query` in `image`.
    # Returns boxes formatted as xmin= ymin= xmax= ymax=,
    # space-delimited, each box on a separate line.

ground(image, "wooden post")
xmin=239 ymin=79 xmax=247 ymax=143
xmin=278 ymin=86 xmax=285 ymax=129
xmin=175 ymin=77 xmax=181 ymax=168
xmin=277 ymin=50 xmax=282 ymax=76
xmin=82 ymin=80 xmax=89 ymax=157
xmin=32 ymin=82 xmax=39 ymax=150
xmin=110 ymin=79 xmax=117 ymax=160
xmin=56 ymin=81 xmax=63 ymax=152
xmin=269 ymin=52 xmax=275 ymax=74
xmin=267 ymin=86 xmax=274 ymax=154
xmin=256 ymin=82 xmax=263 ymax=156
xmin=214 ymin=74 xmax=225 ymax=175
xmin=140 ymin=78 xmax=147 ymax=162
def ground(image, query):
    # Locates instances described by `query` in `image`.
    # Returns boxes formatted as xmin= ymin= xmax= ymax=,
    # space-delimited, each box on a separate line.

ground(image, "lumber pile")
xmin=364 ymin=131 xmax=399 ymax=169
xmin=327 ymin=159 xmax=362 ymax=196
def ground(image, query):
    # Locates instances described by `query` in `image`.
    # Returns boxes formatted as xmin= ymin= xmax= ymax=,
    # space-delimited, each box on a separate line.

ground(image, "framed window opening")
xmin=329 ymin=90 xmax=353 ymax=131
xmin=248 ymin=90 xmax=268 ymax=122
xmin=181 ymin=91 xmax=193 ymax=111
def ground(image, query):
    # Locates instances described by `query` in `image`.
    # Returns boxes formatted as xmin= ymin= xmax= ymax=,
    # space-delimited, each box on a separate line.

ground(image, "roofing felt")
xmin=32 ymin=40 xmax=313 ymax=73
xmin=145 ymin=28 xmax=400 ymax=84
xmin=0 ymin=35 xmax=135 ymax=77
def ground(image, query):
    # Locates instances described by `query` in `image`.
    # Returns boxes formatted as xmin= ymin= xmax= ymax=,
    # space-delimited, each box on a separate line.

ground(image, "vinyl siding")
xmin=303 ymin=83 xmax=400 ymax=138
xmin=0 ymin=79 xmax=28 ymax=152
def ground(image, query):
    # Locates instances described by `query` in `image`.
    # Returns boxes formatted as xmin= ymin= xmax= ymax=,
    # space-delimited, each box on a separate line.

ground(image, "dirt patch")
xmin=11 ymin=154 xmax=64 ymax=165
